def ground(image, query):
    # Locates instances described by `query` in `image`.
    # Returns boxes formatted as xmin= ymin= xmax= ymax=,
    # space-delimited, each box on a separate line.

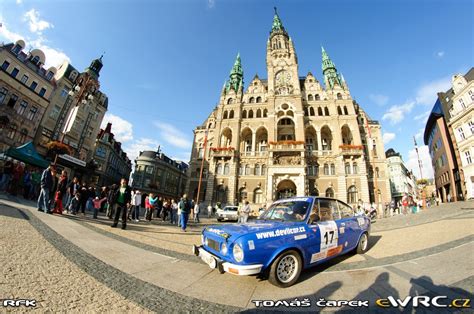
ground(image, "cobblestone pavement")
xmin=0 ymin=204 xmax=149 ymax=313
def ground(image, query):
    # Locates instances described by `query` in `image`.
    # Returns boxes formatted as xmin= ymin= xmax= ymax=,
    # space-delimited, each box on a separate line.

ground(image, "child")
xmin=69 ymin=193 xmax=81 ymax=215
xmin=92 ymin=196 xmax=106 ymax=219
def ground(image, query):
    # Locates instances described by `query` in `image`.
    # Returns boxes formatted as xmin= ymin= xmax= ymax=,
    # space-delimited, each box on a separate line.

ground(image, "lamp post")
xmin=196 ymin=129 xmax=209 ymax=204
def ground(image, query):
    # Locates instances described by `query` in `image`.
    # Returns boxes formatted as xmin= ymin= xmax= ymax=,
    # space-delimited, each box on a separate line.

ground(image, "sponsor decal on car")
xmin=255 ymin=226 xmax=306 ymax=240
xmin=206 ymin=228 xmax=231 ymax=239
xmin=248 ymin=240 xmax=255 ymax=250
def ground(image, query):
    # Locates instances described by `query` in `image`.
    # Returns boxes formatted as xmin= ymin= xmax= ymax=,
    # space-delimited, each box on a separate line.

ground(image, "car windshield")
xmin=224 ymin=207 xmax=237 ymax=211
xmin=258 ymin=200 xmax=310 ymax=222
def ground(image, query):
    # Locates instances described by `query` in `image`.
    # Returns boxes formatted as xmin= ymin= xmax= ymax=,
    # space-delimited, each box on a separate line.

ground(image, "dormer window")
xmin=31 ymin=55 xmax=40 ymax=65
xmin=12 ymin=45 xmax=22 ymax=55
xmin=69 ymin=71 xmax=78 ymax=81
xmin=46 ymin=71 xmax=54 ymax=80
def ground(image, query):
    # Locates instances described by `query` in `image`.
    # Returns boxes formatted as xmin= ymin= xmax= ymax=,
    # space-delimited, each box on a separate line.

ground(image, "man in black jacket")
xmin=111 ymin=178 xmax=132 ymax=230
xmin=37 ymin=164 xmax=56 ymax=213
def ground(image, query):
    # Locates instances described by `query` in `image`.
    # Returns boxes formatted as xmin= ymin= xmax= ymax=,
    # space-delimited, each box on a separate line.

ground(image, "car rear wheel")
xmin=268 ymin=250 xmax=302 ymax=288
xmin=356 ymin=232 xmax=369 ymax=254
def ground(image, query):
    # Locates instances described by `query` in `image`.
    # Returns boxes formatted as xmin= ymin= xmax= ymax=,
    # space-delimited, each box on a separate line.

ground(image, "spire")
xmin=272 ymin=7 xmax=284 ymax=32
xmin=85 ymin=55 xmax=103 ymax=79
xmin=225 ymin=53 xmax=244 ymax=93
xmin=321 ymin=46 xmax=343 ymax=89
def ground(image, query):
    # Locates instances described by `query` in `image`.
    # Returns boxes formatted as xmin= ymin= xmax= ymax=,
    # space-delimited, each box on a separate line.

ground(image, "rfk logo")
xmin=2 ymin=299 xmax=37 ymax=307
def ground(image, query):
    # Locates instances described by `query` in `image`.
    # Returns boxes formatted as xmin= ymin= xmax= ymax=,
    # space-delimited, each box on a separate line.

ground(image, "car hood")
xmin=204 ymin=220 xmax=296 ymax=241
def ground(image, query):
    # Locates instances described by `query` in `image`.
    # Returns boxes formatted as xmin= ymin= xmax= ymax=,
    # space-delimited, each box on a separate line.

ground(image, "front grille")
xmin=208 ymin=238 xmax=220 ymax=252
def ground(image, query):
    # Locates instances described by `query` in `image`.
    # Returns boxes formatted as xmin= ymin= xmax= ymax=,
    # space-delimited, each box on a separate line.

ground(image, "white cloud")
xmin=101 ymin=113 xmax=134 ymax=143
xmin=369 ymin=94 xmax=389 ymax=106
xmin=436 ymin=51 xmax=445 ymax=58
xmin=16 ymin=0 xmax=22 ymax=4
xmin=0 ymin=20 xmax=24 ymax=42
xmin=207 ymin=0 xmax=216 ymax=8
xmin=383 ymin=132 xmax=396 ymax=145
xmin=415 ymin=76 xmax=451 ymax=106
xmin=415 ymin=128 xmax=425 ymax=140
xmin=30 ymin=37 xmax=70 ymax=68
xmin=413 ymin=110 xmax=430 ymax=124
xmin=154 ymin=122 xmax=192 ymax=149
xmin=382 ymin=101 xmax=415 ymax=125
xmin=406 ymin=145 xmax=434 ymax=179
xmin=24 ymin=9 xmax=53 ymax=34
xmin=172 ymin=152 xmax=191 ymax=163
xmin=124 ymin=138 xmax=160 ymax=162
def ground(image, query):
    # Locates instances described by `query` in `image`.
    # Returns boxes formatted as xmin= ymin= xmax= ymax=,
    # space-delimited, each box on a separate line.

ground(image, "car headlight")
xmin=233 ymin=243 xmax=244 ymax=262
xmin=204 ymin=237 xmax=208 ymax=246
xmin=221 ymin=242 xmax=228 ymax=255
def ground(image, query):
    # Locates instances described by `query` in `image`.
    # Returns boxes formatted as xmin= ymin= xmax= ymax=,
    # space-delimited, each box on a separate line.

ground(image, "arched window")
xmin=261 ymin=164 xmax=266 ymax=175
xmin=325 ymin=188 xmax=334 ymax=198
xmin=309 ymin=107 xmax=315 ymax=116
xmin=256 ymin=109 xmax=261 ymax=118
xmin=318 ymin=107 xmax=323 ymax=116
xmin=229 ymin=110 xmax=234 ymax=119
xmin=315 ymin=94 xmax=320 ymax=100
xmin=337 ymin=93 xmax=343 ymax=100
xmin=242 ymin=110 xmax=247 ymax=119
xmin=323 ymin=163 xmax=329 ymax=175
xmin=224 ymin=163 xmax=230 ymax=175
xmin=216 ymin=163 xmax=223 ymax=175
xmin=245 ymin=164 xmax=251 ymax=175
xmin=337 ymin=106 xmax=342 ymax=115
xmin=239 ymin=164 xmax=245 ymax=176
xmin=249 ymin=97 xmax=255 ymax=103
xmin=324 ymin=107 xmax=330 ymax=116
xmin=31 ymin=55 xmax=40 ymax=65
xmin=343 ymin=106 xmax=348 ymax=115
xmin=248 ymin=110 xmax=254 ymax=118
xmin=304 ymin=107 xmax=309 ymax=116
xmin=263 ymin=109 xmax=268 ymax=117
xmin=254 ymin=164 xmax=261 ymax=176
xmin=330 ymin=164 xmax=335 ymax=175
xmin=353 ymin=162 xmax=358 ymax=174
xmin=308 ymin=94 xmax=313 ymax=101
xmin=254 ymin=188 xmax=263 ymax=203
xmin=223 ymin=111 xmax=228 ymax=119
xmin=256 ymin=96 xmax=262 ymax=103
xmin=345 ymin=162 xmax=351 ymax=175
xmin=347 ymin=186 xmax=358 ymax=204
xmin=227 ymin=98 xmax=233 ymax=104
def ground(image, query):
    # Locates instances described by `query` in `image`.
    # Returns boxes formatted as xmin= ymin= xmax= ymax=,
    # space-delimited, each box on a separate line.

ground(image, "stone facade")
xmin=132 ymin=151 xmax=188 ymax=201
xmin=447 ymin=69 xmax=474 ymax=199
xmin=0 ymin=40 xmax=55 ymax=152
xmin=92 ymin=123 xmax=132 ymax=187
xmin=186 ymin=11 xmax=391 ymax=209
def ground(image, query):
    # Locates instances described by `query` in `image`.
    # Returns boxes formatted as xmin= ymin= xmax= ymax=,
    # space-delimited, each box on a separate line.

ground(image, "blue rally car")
xmin=192 ymin=196 xmax=371 ymax=287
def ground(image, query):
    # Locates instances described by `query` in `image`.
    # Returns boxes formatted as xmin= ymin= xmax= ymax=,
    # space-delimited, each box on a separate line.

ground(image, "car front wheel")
xmin=356 ymin=232 xmax=369 ymax=254
xmin=268 ymin=250 xmax=302 ymax=288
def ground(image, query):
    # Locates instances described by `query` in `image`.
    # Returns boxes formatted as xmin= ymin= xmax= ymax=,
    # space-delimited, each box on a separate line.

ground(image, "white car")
xmin=216 ymin=206 xmax=239 ymax=222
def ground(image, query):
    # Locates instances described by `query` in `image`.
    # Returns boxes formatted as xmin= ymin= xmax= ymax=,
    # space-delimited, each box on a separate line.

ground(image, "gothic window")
xmin=248 ymin=110 xmax=254 ymax=118
xmin=343 ymin=106 xmax=348 ymax=115
xmin=256 ymin=96 xmax=262 ymax=103
xmin=224 ymin=163 xmax=230 ymax=175
xmin=318 ymin=107 xmax=323 ymax=116
xmin=227 ymin=98 xmax=234 ymax=104
xmin=323 ymin=163 xmax=329 ymax=175
xmin=337 ymin=106 xmax=342 ymax=115
xmin=337 ymin=93 xmax=343 ymax=100
xmin=308 ymin=94 xmax=313 ymax=101
xmin=345 ymin=162 xmax=351 ymax=175
xmin=325 ymin=188 xmax=334 ymax=198
xmin=263 ymin=109 xmax=268 ymax=117
xmin=256 ymin=109 xmax=261 ymax=118
xmin=315 ymin=94 xmax=321 ymax=100
xmin=242 ymin=110 xmax=247 ymax=119
xmin=347 ymin=186 xmax=358 ymax=204
xmin=324 ymin=107 xmax=330 ymax=116
xmin=309 ymin=107 xmax=315 ymax=116
xmin=229 ymin=110 xmax=234 ymax=119
xmin=249 ymin=97 xmax=255 ymax=103
xmin=223 ymin=111 xmax=228 ymax=119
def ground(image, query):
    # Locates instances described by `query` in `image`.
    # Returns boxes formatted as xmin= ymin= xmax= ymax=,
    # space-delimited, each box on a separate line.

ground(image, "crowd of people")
xmin=0 ymin=159 xmax=44 ymax=200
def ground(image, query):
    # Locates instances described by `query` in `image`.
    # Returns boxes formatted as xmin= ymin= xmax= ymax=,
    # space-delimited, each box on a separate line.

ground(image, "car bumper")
xmin=192 ymin=245 xmax=263 ymax=276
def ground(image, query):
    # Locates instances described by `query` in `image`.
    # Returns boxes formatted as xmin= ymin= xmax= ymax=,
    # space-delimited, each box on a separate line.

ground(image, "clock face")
xmin=275 ymin=71 xmax=291 ymax=86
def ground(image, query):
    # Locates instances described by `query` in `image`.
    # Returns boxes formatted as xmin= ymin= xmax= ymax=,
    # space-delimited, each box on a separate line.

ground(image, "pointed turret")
xmin=225 ymin=53 xmax=244 ymax=93
xmin=85 ymin=55 xmax=103 ymax=79
xmin=321 ymin=46 xmax=343 ymax=89
xmin=270 ymin=7 xmax=288 ymax=37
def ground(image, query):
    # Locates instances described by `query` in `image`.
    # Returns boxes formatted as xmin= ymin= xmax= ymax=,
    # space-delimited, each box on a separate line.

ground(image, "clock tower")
xmin=266 ymin=7 xmax=300 ymax=96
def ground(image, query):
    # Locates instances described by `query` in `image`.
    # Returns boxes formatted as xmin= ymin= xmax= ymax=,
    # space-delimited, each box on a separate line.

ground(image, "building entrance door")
xmin=277 ymin=180 xmax=297 ymax=200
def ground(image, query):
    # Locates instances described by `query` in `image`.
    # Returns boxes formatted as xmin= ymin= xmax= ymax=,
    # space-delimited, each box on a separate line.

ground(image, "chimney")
xmin=105 ymin=122 xmax=112 ymax=134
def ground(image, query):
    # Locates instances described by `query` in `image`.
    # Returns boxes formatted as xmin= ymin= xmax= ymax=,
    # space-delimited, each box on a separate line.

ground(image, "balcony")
xmin=210 ymin=147 xmax=237 ymax=158
xmin=240 ymin=150 xmax=269 ymax=157
xmin=305 ymin=150 xmax=333 ymax=157
xmin=269 ymin=141 xmax=305 ymax=152
xmin=339 ymin=144 xmax=364 ymax=156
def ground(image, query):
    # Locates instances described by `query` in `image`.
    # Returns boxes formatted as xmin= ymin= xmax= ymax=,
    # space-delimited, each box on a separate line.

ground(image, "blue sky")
xmin=1 ymin=0 xmax=473 ymax=178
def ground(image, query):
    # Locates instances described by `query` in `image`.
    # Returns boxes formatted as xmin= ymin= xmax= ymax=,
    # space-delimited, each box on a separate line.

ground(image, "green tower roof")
xmin=272 ymin=7 xmax=284 ymax=32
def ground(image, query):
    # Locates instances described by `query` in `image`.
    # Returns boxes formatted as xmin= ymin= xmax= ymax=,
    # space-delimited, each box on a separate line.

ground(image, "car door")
xmin=336 ymin=200 xmax=359 ymax=252
xmin=307 ymin=199 xmax=343 ymax=264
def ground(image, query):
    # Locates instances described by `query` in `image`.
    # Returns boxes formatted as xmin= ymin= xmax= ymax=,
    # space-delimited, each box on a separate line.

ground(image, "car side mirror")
xmin=309 ymin=213 xmax=320 ymax=224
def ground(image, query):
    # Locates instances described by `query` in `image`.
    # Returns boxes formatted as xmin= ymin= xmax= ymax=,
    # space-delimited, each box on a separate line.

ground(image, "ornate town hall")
xmin=187 ymin=10 xmax=391 ymax=209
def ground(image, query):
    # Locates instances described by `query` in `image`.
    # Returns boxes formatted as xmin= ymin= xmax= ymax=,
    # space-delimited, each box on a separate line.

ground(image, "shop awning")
xmin=6 ymin=141 xmax=49 ymax=168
